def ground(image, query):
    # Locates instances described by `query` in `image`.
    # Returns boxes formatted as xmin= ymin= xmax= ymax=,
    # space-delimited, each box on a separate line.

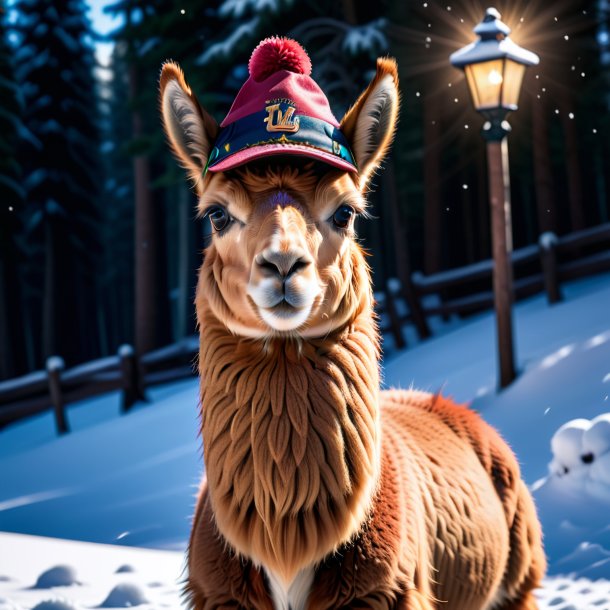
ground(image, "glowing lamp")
xmin=449 ymin=8 xmax=540 ymax=389
xmin=450 ymin=8 xmax=539 ymax=116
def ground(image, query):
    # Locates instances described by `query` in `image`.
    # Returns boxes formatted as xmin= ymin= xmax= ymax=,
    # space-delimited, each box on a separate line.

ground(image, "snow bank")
xmin=0 ymin=533 xmax=186 ymax=609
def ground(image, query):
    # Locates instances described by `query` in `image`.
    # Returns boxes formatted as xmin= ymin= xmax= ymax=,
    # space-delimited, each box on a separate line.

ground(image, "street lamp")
xmin=450 ymin=7 xmax=539 ymax=389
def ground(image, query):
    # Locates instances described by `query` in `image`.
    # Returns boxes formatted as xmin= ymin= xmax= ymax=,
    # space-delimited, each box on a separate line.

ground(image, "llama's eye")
xmin=332 ymin=204 xmax=355 ymax=229
xmin=206 ymin=206 xmax=231 ymax=232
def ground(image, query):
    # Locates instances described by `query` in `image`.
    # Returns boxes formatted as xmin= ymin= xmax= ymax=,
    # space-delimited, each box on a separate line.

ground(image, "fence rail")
xmin=0 ymin=339 xmax=199 ymax=434
xmin=377 ymin=223 xmax=610 ymax=347
xmin=2 ymin=223 xmax=609 ymax=434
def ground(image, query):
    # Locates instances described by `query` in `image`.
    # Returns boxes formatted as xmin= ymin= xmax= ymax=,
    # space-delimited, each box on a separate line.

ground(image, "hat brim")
xmin=208 ymin=143 xmax=357 ymax=173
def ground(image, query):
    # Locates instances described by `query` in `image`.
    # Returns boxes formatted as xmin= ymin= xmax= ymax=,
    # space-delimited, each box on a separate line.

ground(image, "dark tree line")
xmin=1 ymin=0 xmax=609 ymax=379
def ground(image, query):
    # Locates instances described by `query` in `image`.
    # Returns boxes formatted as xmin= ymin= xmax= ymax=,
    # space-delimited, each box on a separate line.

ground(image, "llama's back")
xmin=379 ymin=389 xmax=546 ymax=610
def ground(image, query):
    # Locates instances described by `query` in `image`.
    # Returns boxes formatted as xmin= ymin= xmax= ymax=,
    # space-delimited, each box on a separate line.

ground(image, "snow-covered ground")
xmin=1 ymin=273 xmax=610 ymax=608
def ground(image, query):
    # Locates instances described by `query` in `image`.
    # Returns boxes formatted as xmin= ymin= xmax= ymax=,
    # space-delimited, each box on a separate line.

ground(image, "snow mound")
xmin=34 ymin=566 xmax=79 ymax=589
xmin=0 ymin=597 xmax=20 ymax=609
xmin=548 ymin=413 xmax=610 ymax=502
xmin=114 ymin=565 xmax=135 ymax=574
xmin=31 ymin=601 xmax=80 ymax=610
xmin=98 ymin=583 xmax=148 ymax=607
xmin=536 ymin=576 xmax=610 ymax=609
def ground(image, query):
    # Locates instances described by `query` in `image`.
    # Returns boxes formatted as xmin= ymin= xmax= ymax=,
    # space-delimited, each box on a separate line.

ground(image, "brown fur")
xmin=159 ymin=55 xmax=546 ymax=610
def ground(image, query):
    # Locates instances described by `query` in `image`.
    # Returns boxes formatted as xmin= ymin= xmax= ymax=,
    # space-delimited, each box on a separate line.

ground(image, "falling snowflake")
xmin=462 ymin=184 xmax=468 ymax=190
xmin=569 ymin=112 xmax=574 ymax=119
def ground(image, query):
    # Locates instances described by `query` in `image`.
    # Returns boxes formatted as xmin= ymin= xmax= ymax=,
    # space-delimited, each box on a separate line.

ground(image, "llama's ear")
xmin=340 ymin=58 xmax=399 ymax=189
xmin=159 ymin=61 xmax=219 ymax=187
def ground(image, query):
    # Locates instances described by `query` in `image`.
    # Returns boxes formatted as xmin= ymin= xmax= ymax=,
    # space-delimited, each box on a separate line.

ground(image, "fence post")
xmin=401 ymin=274 xmax=431 ymax=340
xmin=539 ymin=232 xmax=562 ymax=304
xmin=46 ymin=356 xmax=67 ymax=434
xmin=119 ymin=344 xmax=136 ymax=412
xmin=385 ymin=281 xmax=406 ymax=350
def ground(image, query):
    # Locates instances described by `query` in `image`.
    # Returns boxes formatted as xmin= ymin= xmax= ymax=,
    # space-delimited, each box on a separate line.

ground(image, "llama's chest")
xmin=265 ymin=567 xmax=315 ymax=610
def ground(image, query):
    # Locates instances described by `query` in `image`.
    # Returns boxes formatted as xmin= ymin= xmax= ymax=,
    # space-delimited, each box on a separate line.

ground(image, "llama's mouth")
xmin=258 ymin=299 xmax=312 ymax=331
xmin=265 ymin=300 xmax=299 ymax=317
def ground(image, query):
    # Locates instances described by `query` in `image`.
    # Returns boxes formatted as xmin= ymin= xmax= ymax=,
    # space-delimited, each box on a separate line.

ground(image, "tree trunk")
xmin=559 ymin=98 xmax=585 ymax=231
xmin=176 ymin=183 xmax=192 ymax=340
xmin=531 ymin=93 xmax=557 ymax=234
xmin=383 ymin=161 xmax=430 ymax=339
xmin=43 ymin=217 xmax=56 ymax=359
xmin=423 ymin=94 xmax=442 ymax=274
xmin=127 ymin=13 xmax=156 ymax=356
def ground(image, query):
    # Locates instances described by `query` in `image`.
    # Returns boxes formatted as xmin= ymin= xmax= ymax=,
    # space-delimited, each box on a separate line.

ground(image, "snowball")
xmin=550 ymin=418 xmax=591 ymax=476
xmin=582 ymin=413 xmax=610 ymax=458
xmin=34 ymin=565 xmax=79 ymax=589
xmin=99 ymin=583 xmax=148 ymax=607
xmin=590 ymin=452 xmax=610 ymax=487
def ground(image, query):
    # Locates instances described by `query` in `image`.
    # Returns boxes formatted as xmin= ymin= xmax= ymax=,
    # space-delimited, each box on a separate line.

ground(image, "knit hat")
xmin=206 ymin=37 xmax=357 ymax=174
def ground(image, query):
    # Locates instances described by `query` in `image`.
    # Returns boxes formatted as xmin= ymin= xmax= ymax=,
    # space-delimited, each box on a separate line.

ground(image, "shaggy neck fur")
xmin=197 ymin=259 xmax=380 ymax=585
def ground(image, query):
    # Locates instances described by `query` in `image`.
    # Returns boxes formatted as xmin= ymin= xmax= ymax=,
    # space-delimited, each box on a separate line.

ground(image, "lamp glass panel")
xmin=501 ymin=60 xmax=526 ymax=109
xmin=465 ymin=59 xmax=504 ymax=110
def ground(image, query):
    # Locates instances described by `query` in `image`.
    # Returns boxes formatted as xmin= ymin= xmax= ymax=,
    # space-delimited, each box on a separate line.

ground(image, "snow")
xmin=196 ymin=17 xmax=260 ymax=65
xmin=34 ymin=566 xmax=79 ymax=589
xmin=1 ymin=272 xmax=610 ymax=607
xmin=0 ymin=532 xmax=185 ymax=609
xmin=218 ymin=0 xmax=286 ymax=19
xmin=342 ymin=20 xmax=388 ymax=55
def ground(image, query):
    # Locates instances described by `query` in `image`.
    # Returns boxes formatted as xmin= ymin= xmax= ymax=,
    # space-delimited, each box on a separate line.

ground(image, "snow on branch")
xmin=342 ymin=19 xmax=388 ymax=55
xmin=197 ymin=17 xmax=260 ymax=66
xmin=219 ymin=0 xmax=289 ymax=19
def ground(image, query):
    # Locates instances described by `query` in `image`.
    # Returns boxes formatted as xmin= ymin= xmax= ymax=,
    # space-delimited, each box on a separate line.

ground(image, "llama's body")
xmin=186 ymin=312 xmax=544 ymax=610
xmin=159 ymin=38 xmax=545 ymax=610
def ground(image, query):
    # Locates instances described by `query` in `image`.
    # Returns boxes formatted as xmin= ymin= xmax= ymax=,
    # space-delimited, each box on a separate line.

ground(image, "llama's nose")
xmin=256 ymin=250 xmax=311 ymax=281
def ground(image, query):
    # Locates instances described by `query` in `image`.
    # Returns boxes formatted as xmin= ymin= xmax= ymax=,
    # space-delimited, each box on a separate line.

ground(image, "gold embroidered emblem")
xmin=264 ymin=101 xmax=300 ymax=133
xmin=224 ymin=143 xmax=231 ymax=152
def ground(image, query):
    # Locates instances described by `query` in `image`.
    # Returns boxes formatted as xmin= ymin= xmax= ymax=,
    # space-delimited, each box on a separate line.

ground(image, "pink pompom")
xmin=248 ymin=37 xmax=312 ymax=82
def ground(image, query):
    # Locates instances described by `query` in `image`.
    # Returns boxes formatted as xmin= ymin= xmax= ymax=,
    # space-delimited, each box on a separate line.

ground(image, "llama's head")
xmin=160 ymin=40 xmax=398 ymax=339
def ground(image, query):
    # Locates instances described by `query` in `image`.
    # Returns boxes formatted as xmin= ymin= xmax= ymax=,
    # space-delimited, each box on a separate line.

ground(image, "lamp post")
xmin=450 ymin=7 xmax=539 ymax=389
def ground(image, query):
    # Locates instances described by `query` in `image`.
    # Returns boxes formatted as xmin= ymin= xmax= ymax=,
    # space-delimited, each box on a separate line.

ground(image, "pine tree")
xmin=0 ymin=1 xmax=27 ymax=378
xmin=15 ymin=0 xmax=102 ymax=365
xmin=98 ymin=40 xmax=136 ymax=352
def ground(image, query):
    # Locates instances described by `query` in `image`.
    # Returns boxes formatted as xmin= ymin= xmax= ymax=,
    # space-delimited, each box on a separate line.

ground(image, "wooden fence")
xmin=0 ymin=337 xmax=199 ymax=434
xmin=377 ymin=222 xmax=610 ymax=348
xmin=1 ymin=223 xmax=609 ymax=434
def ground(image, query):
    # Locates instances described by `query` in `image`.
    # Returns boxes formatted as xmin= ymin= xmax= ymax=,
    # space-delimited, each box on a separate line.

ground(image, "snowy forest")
xmin=1 ymin=0 xmax=610 ymax=380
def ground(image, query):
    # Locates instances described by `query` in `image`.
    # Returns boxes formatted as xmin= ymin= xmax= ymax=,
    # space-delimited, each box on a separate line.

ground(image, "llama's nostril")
xmin=581 ymin=452 xmax=595 ymax=464
xmin=258 ymin=259 xmax=281 ymax=276
xmin=286 ymin=258 xmax=310 ymax=278
xmin=257 ymin=252 xmax=310 ymax=280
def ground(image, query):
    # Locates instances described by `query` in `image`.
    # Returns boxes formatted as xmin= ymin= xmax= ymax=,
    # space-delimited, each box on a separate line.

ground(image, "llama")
xmin=160 ymin=38 xmax=545 ymax=610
